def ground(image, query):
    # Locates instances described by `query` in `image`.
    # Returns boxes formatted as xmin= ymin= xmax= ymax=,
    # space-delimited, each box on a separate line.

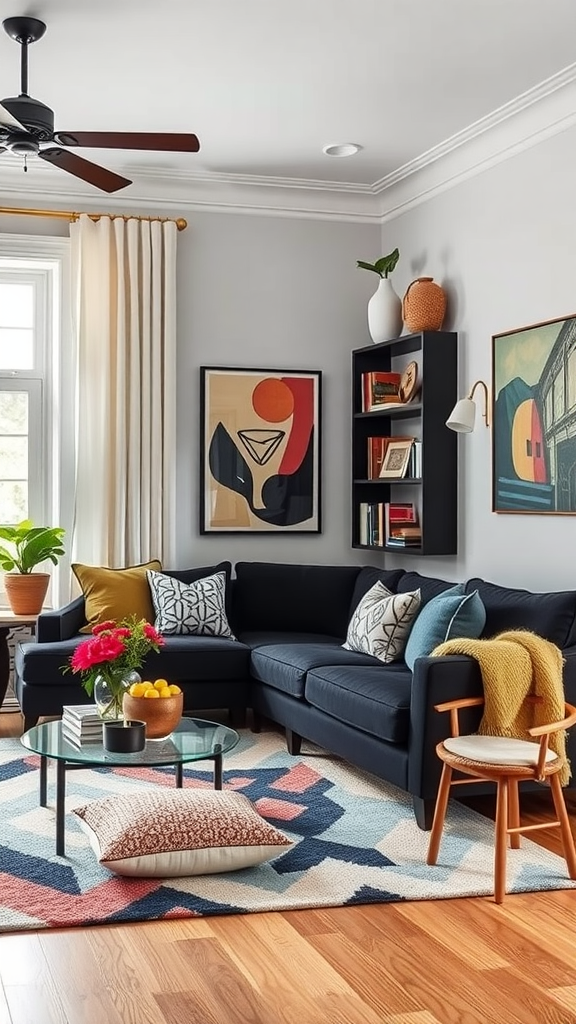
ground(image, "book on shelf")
xmin=361 ymin=371 xmax=402 ymax=412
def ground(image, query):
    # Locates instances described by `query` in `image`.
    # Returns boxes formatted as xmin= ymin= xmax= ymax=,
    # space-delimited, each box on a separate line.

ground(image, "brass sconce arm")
xmin=467 ymin=380 xmax=490 ymax=427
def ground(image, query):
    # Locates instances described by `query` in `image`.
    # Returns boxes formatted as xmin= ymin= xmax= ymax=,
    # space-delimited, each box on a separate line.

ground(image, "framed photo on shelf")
xmin=200 ymin=366 xmax=322 ymax=533
xmin=492 ymin=314 xmax=576 ymax=514
xmin=379 ymin=438 xmax=413 ymax=478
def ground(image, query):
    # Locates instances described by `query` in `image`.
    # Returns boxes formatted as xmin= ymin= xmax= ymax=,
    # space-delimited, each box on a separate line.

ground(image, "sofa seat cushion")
xmin=16 ymin=636 xmax=251 ymax=686
xmin=465 ymin=577 xmax=576 ymax=647
xmin=305 ymin=664 xmax=412 ymax=744
xmin=249 ymin=642 xmax=380 ymax=698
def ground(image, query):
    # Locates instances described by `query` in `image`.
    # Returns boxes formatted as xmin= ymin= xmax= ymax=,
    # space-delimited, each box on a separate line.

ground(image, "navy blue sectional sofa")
xmin=14 ymin=561 xmax=576 ymax=828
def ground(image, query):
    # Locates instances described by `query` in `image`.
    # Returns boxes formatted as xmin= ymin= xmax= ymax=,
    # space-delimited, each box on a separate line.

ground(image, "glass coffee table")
xmin=21 ymin=717 xmax=240 ymax=856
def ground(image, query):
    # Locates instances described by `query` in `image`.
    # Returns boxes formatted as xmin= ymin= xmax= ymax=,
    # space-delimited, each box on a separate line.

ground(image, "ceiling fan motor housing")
xmin=0 ymin=95 xmax=54 ymax=139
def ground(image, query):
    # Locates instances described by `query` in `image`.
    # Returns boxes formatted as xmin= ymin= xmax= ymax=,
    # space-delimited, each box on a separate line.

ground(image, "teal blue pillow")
xmin=404 ymin=583 xmax=486 ymax=670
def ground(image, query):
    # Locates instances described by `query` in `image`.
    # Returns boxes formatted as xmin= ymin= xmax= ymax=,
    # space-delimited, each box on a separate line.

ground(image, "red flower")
xmin=66 ymin=615 xmax=165 ymax=697
xmin=91 ymin=620 xmax=116 ymax=635
xmin=143 ymin=622 xmax=164 ymax=646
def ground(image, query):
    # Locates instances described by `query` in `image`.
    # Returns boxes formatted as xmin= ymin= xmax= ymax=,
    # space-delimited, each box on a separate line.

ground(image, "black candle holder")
xmin=103 ymin=719 xmax=146 ymax=753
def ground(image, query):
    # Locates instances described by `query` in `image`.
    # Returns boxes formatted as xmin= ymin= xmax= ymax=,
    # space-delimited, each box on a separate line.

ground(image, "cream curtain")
xmin=69 ymin=214 xmax=177 ymax=571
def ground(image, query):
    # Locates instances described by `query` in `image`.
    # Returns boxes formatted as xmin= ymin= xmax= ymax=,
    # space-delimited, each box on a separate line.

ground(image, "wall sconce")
xmin=446 ymin=380 xmax=490 ymax=433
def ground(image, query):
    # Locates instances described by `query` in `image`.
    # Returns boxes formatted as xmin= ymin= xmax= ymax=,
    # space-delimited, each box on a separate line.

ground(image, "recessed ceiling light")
xmin=322 ymin=143 xmax=362 ymax=158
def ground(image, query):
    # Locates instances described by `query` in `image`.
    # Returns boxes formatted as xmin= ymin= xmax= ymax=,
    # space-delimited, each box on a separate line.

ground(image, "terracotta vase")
xmin=402 ymin=277 xmax=446 ymax=332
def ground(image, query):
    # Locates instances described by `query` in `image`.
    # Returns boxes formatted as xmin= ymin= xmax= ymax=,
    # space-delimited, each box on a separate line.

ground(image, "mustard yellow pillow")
xmin=72 ymin=560 xmax=162 ymax=632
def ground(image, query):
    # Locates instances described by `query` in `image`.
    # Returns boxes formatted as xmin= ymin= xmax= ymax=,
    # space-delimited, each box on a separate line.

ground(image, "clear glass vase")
xmin=93 ymin=669 xmax=141 ymax=721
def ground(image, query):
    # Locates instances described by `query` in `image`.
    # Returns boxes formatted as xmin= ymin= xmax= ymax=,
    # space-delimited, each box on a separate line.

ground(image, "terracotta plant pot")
xmin=402 ymin=277 xmax=446 ymax=332
xmin=122 ymin=691 xmax=184 ymax=740
xmin=4 ymin=572 xmax=50 ymax=615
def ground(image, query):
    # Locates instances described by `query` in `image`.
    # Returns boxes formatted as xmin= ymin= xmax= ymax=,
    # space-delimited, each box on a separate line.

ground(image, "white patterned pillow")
xmin=72 ymin=789 xmax=293 ymax=877
xmin=147 ymin=569 xmax=235 ymax=638
xmin=343 ymin=582 xmax=421 ymax=663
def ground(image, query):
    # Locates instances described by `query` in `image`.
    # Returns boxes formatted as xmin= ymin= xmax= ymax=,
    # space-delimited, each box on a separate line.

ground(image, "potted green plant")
xmin=0 ymin=519 xmax=65 ymax=614
xmin=356 ymin=248 xmax=402 ymax=343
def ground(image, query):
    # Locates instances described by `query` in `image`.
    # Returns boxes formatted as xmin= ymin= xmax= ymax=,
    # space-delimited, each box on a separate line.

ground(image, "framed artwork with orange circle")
xmin=200 ymin=366 xmax=322 ymax=533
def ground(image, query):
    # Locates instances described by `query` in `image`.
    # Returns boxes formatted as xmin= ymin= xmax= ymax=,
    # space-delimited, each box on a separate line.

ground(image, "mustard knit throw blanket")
xmin=432 ymin=630 xmax=570 ymax=785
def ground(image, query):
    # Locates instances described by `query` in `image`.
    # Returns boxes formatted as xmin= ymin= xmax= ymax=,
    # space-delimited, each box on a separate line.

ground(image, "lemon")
xmin=129 ymin=682 xmax=148 ymax=697
xmin=143 ymin=688 xmax=160 ymax=698
xmin=159 ymin=687 xmax=172 ymax=699
xmin=168 ymin=684 xmax=181 ymax=695
xmin=154 ymin=679 xmax=168 ymax=691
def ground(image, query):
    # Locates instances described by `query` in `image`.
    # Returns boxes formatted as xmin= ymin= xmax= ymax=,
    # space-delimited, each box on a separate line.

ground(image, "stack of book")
xmin=61 ymin=704 xmax=103 ymax=746
xmin=361 ymin=371 xmax=402 ymax=411
xmin=384 ymin=502 xmax=422 ymax=548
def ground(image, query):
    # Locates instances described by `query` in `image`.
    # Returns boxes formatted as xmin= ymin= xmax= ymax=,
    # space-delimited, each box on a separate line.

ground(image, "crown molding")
xmin=0 ymin=64 xmax=575 ymax=223
xmin=374 ymin=62 xmax=576 ymax=221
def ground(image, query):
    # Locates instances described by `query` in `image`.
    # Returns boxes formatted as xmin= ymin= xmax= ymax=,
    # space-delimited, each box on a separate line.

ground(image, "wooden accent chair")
xmin=426 ymin=696 xmax=576 ymax=903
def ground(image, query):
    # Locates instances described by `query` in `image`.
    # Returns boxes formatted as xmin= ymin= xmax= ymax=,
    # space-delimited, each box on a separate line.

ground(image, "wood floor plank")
xmin=310 ymin=932 xmax=422 ymax=1017
xmin=84 ymin=926 xmax=169 ymax=1024
xmin=37 ymin=930 xmax=125 ymax=1024
xmin=393 ymin=899 xmax=509 ymax=970
xmin=164 ymin=936 xmax=267 ymax=1024
xmin=0 ymin=983 xmax=12 ymax=1024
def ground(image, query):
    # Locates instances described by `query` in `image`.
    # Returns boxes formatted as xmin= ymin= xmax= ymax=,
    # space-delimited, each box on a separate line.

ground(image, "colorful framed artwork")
xmin=492 ymin=314 xmax=576 ymax=514
xmin=200 ymin=367 xmax=322 ymax=533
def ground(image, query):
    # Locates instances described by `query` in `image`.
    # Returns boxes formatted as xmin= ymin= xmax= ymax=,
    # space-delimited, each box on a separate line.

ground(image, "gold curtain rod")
xmin=0 ymin=206 xmax=187 ymax=231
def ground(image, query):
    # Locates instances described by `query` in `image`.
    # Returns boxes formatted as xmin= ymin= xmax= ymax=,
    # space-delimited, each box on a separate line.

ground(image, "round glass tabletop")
xmin=20 ymin=716 xmax=240 ymax=768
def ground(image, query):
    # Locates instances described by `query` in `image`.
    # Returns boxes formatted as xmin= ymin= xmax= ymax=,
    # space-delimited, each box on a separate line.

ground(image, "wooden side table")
xmin=0 ymin=613 xmax=38 ymax=709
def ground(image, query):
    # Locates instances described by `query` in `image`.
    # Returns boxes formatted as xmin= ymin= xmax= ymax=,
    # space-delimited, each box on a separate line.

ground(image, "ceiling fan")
xmin=0 ymin=16 xmax=200 ymax=193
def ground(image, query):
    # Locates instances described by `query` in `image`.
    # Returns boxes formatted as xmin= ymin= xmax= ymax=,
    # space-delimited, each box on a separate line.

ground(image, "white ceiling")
xmin=1 ymin=0 xmax=576 ymax=201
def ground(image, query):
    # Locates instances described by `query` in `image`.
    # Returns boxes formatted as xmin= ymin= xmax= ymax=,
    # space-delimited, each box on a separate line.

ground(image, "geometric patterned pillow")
xmin=72 ymin=788 xmax=293 ymax=877
xmin=342 ymin=581 xmax=421 ymax=663
xmin=147 ymin=569 xmax=236 ymax=638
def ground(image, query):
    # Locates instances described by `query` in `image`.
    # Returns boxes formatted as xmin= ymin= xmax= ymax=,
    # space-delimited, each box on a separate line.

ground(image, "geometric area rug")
xmin=0 ymin=729 xmax=574 ymax=933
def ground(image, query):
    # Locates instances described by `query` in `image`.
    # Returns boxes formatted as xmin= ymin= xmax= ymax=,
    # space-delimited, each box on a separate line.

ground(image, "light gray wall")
xmin=176 ymin=210 xmax=381 ymax=567
xmin=382 ymin=124 xmax=576 ymax=590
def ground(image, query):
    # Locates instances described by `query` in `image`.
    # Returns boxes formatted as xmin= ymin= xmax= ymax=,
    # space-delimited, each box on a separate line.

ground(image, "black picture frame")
xmin=200 ymin=366 xmax=322 ymax=534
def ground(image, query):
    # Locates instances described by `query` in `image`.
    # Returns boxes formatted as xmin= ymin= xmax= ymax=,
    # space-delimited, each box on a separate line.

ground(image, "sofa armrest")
xmin=36 ymin=596 xmax=86 ymax=643
xmin=407 ymin=654 xmax=484 ymax=800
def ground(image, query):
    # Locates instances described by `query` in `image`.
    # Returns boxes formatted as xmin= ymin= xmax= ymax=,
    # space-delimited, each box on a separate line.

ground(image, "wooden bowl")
xmin=122 ymin=691 xmax=184 ymax=740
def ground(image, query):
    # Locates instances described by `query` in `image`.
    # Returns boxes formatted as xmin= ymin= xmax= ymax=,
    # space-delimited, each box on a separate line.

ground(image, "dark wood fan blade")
xmin=54 ymin=131 xmax=200 ymax=153
xmin=39 ymin=148 xmax=132 ymax=193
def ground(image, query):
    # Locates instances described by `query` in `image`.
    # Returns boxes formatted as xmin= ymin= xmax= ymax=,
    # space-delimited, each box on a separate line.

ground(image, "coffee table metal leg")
xmin=56 ymin=759 xmax=66 ymax=857
xmin=175 ymin=763 xmax=183 ymax=788
xmin=39 ymin=754 xmax=47 ymax=807
xmin=214 ymin=752 xmax=223 ymax=789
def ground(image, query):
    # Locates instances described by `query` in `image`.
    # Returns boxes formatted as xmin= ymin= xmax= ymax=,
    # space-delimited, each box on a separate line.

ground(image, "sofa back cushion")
xmin=396 ymin=571 xmax=457 ymax=607
xmin=232 ymin=562 xmax=362 ymax=638
xmin=348 ymin=566 xmax=406 ymax=619
xmin=465 ymin=577 xmax=576 ymax=647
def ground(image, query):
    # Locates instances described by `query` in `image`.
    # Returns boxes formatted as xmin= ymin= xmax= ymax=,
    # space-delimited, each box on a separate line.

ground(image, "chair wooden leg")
xmin=508 ymin=778 xmax=521 ymax=849
xmin=549 ymin=773 xmax=576 ymax=880
xmin=494 ymin=778 xmax=509 ymax=904
xmin=426 ymin=763 xmax=453 ymax=866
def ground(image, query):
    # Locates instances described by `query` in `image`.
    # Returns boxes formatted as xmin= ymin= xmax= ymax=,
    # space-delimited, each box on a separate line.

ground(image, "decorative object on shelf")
xmin=399 ymin=361 xmax=419 ymax=403
xmin=123 ymin=686 xmax=184 ymax=740
xmin=0 ymin=520 xmax=65 ymax=614
xmin=102 ymin=719 xmax=146 ymax=753
xmin=67 ymin=617 xmax=165 ymax=721
xmin=446 ymin=380 xmax=490 ymax=433
xmin=200 ymin=367 xmax=322 ymax=534
xmin=402 ymin=277 xmax=447 ymax=332
xmin=492 ymin=314 xmax=576 ymax=515
xmin=379 ymin=438 xmax=414 ymax=479
xmin=357 ymin=249 xmax=402 ymax=344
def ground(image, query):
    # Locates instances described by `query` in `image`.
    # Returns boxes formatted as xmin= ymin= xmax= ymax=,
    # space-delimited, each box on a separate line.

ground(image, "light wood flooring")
xmin=1 ymin=712 xmax=576 ymax=1024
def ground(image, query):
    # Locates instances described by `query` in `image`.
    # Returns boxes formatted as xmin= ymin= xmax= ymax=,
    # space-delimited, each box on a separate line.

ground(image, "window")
xmin=0 ymin=234 xmax=73 ymax=607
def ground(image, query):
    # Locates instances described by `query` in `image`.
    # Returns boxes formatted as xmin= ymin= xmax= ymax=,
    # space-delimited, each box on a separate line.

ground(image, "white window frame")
xmin=0 ymin=233 xmax=74 ymax=608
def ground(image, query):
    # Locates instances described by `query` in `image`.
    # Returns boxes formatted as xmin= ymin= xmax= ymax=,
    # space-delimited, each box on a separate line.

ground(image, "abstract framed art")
xmin=492 ymin=314 xmax=576 ymax=514
xmin=200 ymin=367 xmax=322 ymax=533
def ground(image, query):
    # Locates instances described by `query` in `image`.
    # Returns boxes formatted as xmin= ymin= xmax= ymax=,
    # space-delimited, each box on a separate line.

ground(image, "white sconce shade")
xmin=446 ymin=380 xmax=490 ymax=433
xmin=446 ymin=397 xmax=476 ymax=432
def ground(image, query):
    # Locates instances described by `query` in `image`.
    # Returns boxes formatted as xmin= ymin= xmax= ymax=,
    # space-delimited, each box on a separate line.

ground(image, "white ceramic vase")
xmin=367 ymin=276 xmax=402 ymax=344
